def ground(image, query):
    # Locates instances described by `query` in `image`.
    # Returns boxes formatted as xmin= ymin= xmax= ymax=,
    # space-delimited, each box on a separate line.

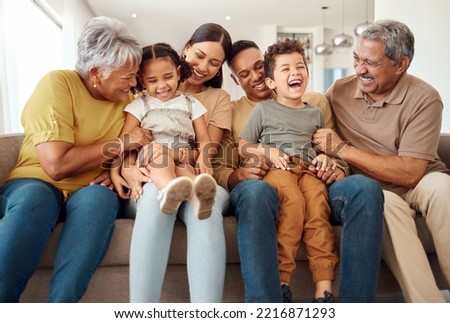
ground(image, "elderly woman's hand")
xmin=89 ymin=170 xmax=114 ymax=189
xmin=122 ymin=163 xmax=151 ymax=202
xmin=123 ymin=127 xmax=153 ymax=151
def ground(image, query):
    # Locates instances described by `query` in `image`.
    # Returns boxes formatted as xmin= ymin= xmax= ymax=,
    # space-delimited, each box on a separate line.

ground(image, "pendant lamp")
xmin=354 ymin=0 xmax=371 ymax=36
xmin=314 ymin=6 xmax=333 ymax=56
xmin=331 ymin=0 xmax=354 ymax=49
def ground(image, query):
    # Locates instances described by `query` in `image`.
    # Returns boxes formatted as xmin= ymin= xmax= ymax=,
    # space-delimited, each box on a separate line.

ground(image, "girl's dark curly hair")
xmin=264 ymin=39 xmax=309 ymax=80
xmin=133 ymin=42 xmax=192 ymax=93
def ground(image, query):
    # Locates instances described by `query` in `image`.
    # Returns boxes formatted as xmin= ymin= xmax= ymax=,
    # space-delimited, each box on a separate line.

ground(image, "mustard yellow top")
xmin=7 ymin=70 xmax=130 ymax=195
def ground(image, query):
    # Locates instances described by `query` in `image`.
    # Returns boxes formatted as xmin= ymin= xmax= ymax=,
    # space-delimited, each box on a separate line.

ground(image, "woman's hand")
xmin=89 ymin=170 xmax=114 ymax=189
xmin=110 ymin=171 xmax=131 ymax=200
xmin=122 ymin=127 xmax=153 ymax=151
xmin=122 ymin=163 xmax=151 ymax=202
xmin=195 ymin=151 xmax=213 ymax=175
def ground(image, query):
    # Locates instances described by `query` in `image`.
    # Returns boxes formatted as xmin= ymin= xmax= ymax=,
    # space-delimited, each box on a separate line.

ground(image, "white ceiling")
xmin=86 ymin=0 xmax=373 ymax=50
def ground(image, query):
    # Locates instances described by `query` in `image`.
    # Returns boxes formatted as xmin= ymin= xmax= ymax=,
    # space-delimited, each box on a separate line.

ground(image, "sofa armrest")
xmin=0 ymin=133 xmax=25 ymax=185
xmin=437 ymin=133 xmax=450 ymax=169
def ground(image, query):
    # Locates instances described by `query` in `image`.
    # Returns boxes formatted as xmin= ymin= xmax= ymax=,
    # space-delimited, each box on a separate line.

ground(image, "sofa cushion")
xmin=3 ymin=132 xmax=448 ymax=302
xmin=37 ymin=219 xmax=134 ymax=267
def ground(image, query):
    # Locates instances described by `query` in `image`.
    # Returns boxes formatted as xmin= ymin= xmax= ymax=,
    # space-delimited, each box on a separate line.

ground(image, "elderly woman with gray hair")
xmin=0 ymin=16 xmax=151 ymax=302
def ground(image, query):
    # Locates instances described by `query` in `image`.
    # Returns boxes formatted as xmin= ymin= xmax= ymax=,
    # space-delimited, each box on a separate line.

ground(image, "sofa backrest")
xmin=1 ymin=133 xmax=449 ymax=187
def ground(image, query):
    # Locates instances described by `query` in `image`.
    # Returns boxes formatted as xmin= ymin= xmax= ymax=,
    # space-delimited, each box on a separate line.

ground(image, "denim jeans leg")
xmin=328 ymin=174 xmax=384 ymax=302
xmin=0 ymin=178 xmax=63 ymax=302
xmin=230 ymin=180 xmax=283 ymax=303
xmin=48 ymin=184 xmax=119 ymax=302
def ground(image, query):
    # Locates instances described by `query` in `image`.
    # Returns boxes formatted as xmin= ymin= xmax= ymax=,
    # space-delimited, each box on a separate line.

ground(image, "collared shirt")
xmin=327 ymin=72 xmax=448 ymax=195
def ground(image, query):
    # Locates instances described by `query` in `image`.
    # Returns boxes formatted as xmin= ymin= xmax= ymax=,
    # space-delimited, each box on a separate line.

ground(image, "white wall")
xmin=55 ymin=0 xmax=95 ymax=68
xmin=0 ymin=0 xmax=7 ymax=134
xmin=1 ymin=1 xmax=448 ymax=133
xmin=375 ymin=0 xmax=450 ymax=132
xmin=323 ymin=27 xmax=354 ymax=71
xmin=0 ymin=0 xmax=94 ymax=134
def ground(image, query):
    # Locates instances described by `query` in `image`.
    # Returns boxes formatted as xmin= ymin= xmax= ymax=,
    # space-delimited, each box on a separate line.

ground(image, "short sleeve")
xmin=190 ymin=97 xmax=207 ymax=120
xmin=21 ymin=71 xmax=75 ymax=145
xmin=124 ymin=97 xmax=147 ymax=122
xmin=239 ymin=103 xmax=263 ymax=143
xmin=303 ymin=91 xmax=334 ymax=129
xmin=197 ymin=88 xmax=231 ymax=132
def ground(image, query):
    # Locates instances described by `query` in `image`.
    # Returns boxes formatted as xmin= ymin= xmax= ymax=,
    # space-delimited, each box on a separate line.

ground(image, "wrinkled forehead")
xmin=104 ymin=59 xmax=139 ymax=78
xmin=355 ymin=38 xmax=386 ymax=58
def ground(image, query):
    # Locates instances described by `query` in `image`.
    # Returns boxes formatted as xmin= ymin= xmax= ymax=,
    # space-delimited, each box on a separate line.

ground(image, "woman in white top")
xmin=112 ymin=43 xmax=217 ymax=219
xmin=124 ymin=24 xmax=232 ymax=303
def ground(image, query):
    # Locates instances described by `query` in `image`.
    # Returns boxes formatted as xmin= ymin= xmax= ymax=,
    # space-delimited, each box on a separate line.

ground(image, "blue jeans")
xmin=229 ymin=180 xmax=283 ymax=302
xmin=328 ymin=174 xmax=384 ymax=302
xmin=0 ymin=178 xmax=119 ymax=302
xmin=129 ymin=182 xmax=228 ymax=302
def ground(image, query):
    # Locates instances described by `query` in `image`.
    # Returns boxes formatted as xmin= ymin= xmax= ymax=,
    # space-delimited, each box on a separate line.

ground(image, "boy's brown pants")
xmin=263 ymin=164 xmax=338 ymax=285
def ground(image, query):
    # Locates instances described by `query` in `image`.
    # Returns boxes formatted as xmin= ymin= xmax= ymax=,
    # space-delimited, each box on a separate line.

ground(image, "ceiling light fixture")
xmin=314 ymin=6 xmax=333 ymax=56
xmin=331 ymin=0 xmax=354 ymax=49
xmin=354 ymin=0 xmax=371 ymax=36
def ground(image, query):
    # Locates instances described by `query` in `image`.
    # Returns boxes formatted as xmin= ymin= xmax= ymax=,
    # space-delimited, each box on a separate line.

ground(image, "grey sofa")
xmin=0 ymin=133 xmax=449 ymax=302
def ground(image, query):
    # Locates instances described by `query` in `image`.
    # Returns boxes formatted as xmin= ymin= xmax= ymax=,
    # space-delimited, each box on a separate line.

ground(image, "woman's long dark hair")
xmin=183 ymin=23 xmax=232 ymax=88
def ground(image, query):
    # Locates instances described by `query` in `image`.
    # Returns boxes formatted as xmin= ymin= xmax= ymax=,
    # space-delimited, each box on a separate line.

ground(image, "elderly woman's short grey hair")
xmin=75 ymin=16 xmax=142 ymax=79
